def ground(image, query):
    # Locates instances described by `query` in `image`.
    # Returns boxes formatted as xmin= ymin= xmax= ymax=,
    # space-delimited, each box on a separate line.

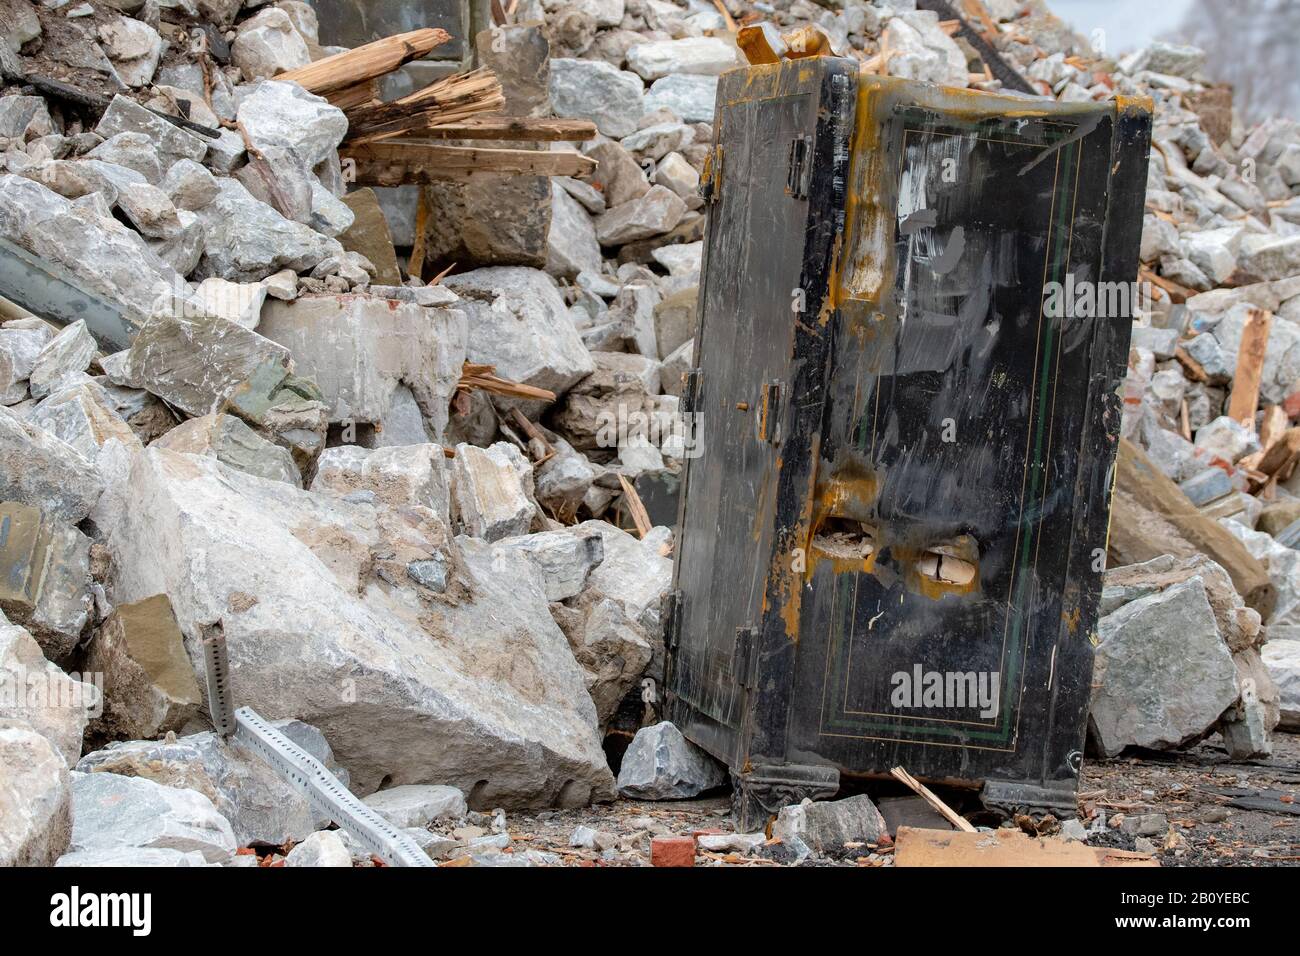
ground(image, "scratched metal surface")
xmin=667 ymin=61 xmax=847 ymax=763
xmin=667 ymin=61 xmax=1151 ymax=808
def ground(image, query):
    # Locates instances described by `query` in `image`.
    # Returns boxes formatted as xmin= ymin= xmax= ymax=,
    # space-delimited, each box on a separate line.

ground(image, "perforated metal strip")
xmin=233 ymin=707 xmax=435 ymax=867
xmin=201 ymin=628 xmax=237 ymax=739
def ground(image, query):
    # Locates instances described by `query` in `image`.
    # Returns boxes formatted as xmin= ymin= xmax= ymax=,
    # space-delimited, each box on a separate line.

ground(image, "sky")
xmin=1047 ymin=0 xmax=1195 ymax=55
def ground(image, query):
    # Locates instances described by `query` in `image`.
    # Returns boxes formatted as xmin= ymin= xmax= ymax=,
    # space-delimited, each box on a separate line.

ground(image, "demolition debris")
xmin=0 ymin=0 xmax=1298 ymax=868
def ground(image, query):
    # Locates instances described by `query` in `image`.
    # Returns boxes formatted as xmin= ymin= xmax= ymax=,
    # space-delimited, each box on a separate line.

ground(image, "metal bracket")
xmin=662 ymin=589 xmax=682 ymax=654
xmin=681 ymin=367 xmax=702 ymax=418
xmin=199 ymin=624 xmax=434 ymax=866
xmin=234 ymin=707 xmax=434 ymax=867
xmin=757 ymin=380 xmax=782 ymax=444
xmin=699 ymin=145 xmax=724 ymax=204
xmin=786 ymin=135 xmax=812 ymax=200
xmin=200 ymin=624 xmax=237 ymax=739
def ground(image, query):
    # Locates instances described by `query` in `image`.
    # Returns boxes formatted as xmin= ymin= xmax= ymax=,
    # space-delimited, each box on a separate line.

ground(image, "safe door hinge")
xmin=732 ymin=626 xmax=758 ymax=689
xmin=681 ymin=367 xmax=703 ymax=418
xmin=662 ymin=589 xmax=682 ymax=654
xmin=786 ymin=135 xmax=812 ymax=200
xmin=757 ymin=380 xmax=782 ymax=445
xmin=699 ymin=145 xmax=724 ymax=204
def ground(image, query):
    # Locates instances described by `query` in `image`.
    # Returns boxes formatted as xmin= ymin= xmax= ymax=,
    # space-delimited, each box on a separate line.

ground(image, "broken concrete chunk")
xmin=194 ymin=178 xmax=342 ymax=281
xmin=616 ymin=721 xmax=726 ymax=799
xmin=97 ymin=449 xmax=614 ymax=806
xmin=67 ymin=770 xmax=236 ymax=864
xmin=772 ymin=794 xmax=888 ymax=859
xmin=125 ymin=312 xmax=292 ymax=421
xmin=625 ymin=37 xmax=738 ymax=81
xmin=660 ymin=339 xmax=692 ymax=398
xmin=55 ymin=847 xmax=211 ymax=867
xmin=548 ymin=58 xmax=645 ymax=139
xmin=0 ymin=408 xmax=105 ymax=524
xmin=98 ymin=16 xmax=163 ymax=87
xmin=235 ymin=80 xmax=348 ymax=168
xmin=644 ymin=74 xmax=717 ymax=124
xmin=231 ymin=7 xmax=312 ymax=80
xmin=86 ymin=132 xmax=164 ymax=184
xmin=27 ymin=320 xmax=97 ymax=400
xmin=115 ymin=180 xmax=182 ymax=238
xmin=0 ymin=174 xmax=185 ymax=329
xmin=535 ymin=437 xmax=599 ymax=521
xmin=151 ymin=412 xmax=301 ymax=485
xmin=546 ymin=179 xmax=603 ymax=279
xmin=0 ymin=719 xmax=72 ymax=866
xmin=550 ymin=595 xmax=653 ymax=725
xmin=84 ymin=594 xmax=202 ymax=741
xmin=0 ymin=97 xmax=53 ymax=141
xmin=361 ymin=785 xmax=467 ymax=828
xmin=621 ymin=122 xmax=695 ymax=163
xmin=162 ymin=158 xmax=220 ymax=211
xmin=451 ymin=442 xmax=537 ymax=542
xmin=0 ymin=323 xmax=54 ymax=403
xmin=310 ymin=444 xmax=450 ymax=523
xmin=881 ymin=12 xmax=971 ymax=88
xmin=285 ymin=829 xmax=351 ymax=867
xmin=27 ymin=380 xmax=140 ymax=459
xmin=0 ymin=621 xmax=98 ymax=767
xmin=1090 ymin=578 xmax=1240 ymax=757
xmin=194 ymin=277 xmax=268 ymax=330
xmin=442 ymin=267 xmax=595 ymax=409
xmin=594 ymin=185 xmax=687 ymax=246
xmin=0 ymin=502 xmax=92 ymax=662
xmin=583 ymin=139 xmax=650 ymax=207
xmin=552 ymin=352 xmax=659 ymax=452
xmin=495 ymin=529 xmax=604 ymax=601
xmin=258 ymin=294 xmax=466 ymax=442
xmin=338 ymin=188 xmax=402 ymax=286
xmin=95 ymin=95 xmax=207 ymax=171
xmin=1262 ymin=639 xmax=1300 ymax=731
xmin=653 ymin=151 xmax=701 ymax=206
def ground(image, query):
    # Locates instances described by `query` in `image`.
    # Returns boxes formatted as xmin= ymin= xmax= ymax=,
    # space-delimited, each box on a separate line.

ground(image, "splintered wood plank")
xmin=343 ymin=144 xmax=596 ymax=185
xmin=343 ymin=69 xmax=504 ymax=144
xmin=618 ymin=475 xmax=653 ymax=539
xmin=1227 ymin=307 xmax=1272 ymax=429
xmin=1238 ymin=403 xmax=1287 ymax=470
xmin=278 ymin=29 xmax=451 ymax=95
xmin=327 ymin=79 xmax=381 ymax=111
xmin=457 ymin=362 xmax=556 ymax=402
xmin=421 ymin=116 xmax=598 ymax=141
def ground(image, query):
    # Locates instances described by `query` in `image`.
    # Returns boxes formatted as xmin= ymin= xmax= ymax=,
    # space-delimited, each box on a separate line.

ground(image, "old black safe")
xmin=664 ymin=58 xmax=1152 ymax=828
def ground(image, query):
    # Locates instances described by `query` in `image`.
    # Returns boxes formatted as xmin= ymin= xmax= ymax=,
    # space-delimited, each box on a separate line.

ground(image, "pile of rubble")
xmin=1 ymin=0 xmax=1299 ymax=868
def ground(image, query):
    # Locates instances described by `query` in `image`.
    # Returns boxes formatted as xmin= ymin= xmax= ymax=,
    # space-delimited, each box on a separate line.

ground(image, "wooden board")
xmin=1227 ymin=307 xmax=1272 ymax=428
xmin=421 ymin=116 xmax=598 ymax=142
xmin=343 ymin=144 xmax=597 ymax=185
xmin=893 ymin=827 xmax=1158 ymax=867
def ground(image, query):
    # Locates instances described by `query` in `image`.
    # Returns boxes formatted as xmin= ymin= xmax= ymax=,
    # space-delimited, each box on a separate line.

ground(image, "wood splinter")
xmin=890 ymin=766 xmax=977 ymax=833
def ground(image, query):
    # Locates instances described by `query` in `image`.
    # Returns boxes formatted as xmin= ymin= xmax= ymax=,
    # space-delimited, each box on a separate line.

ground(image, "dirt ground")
xmin=1077 ymin=732 xmax=1300 ymax=867
xmin=484 ymin=732 xmax=1300 ymax=867
xmin=242 ymin=733 xmax=1300 ymax=867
